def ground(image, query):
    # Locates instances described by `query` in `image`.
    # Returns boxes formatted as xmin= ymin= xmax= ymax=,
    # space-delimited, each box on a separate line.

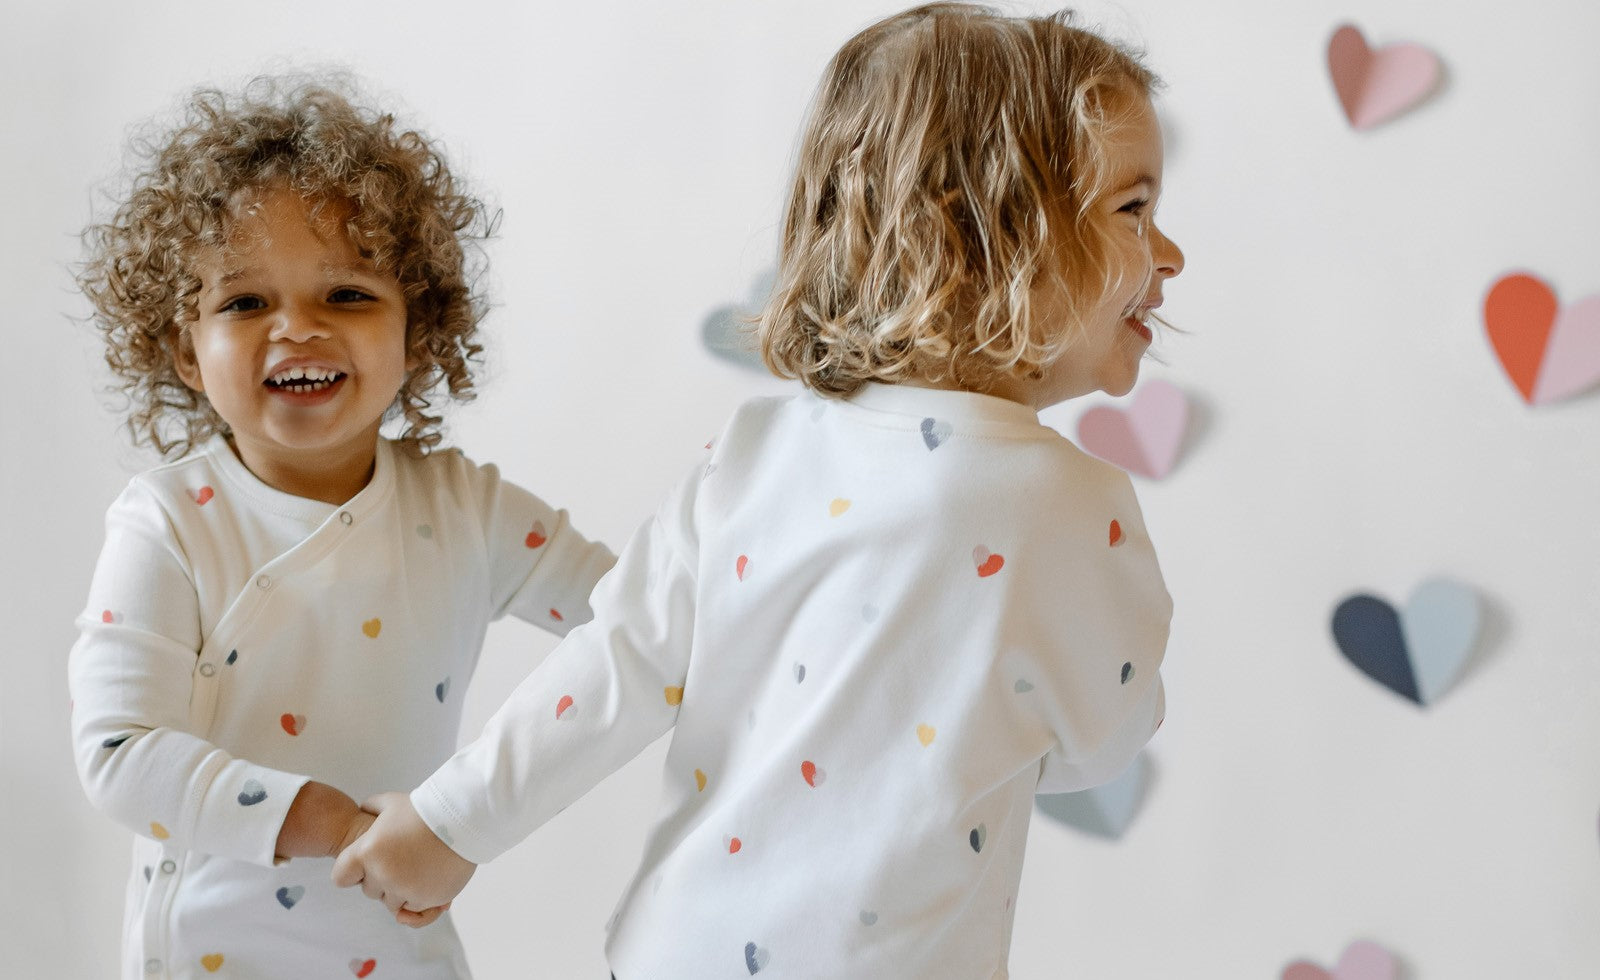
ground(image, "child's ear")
xmin=171 ymin=328 xmax=205 ymax=393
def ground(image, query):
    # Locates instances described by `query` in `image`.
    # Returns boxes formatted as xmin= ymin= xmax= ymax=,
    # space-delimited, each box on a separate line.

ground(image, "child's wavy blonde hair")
xmin=760 ymin=2 xmax=1157 ymax=396
xmin=79 ymin=74 xmax=493 ymax=457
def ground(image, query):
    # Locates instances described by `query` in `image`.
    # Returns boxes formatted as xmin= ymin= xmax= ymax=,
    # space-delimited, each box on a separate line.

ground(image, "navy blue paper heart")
xmin=1331 ymin=595 xmax=1421 ymax=703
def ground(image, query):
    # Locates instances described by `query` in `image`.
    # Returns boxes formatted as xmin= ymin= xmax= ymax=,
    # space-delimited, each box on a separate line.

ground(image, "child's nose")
xmin=269 ymin=302 xmax=332 ymax=342
xmin=1151 ymin=225 xmax=1184 ymax=278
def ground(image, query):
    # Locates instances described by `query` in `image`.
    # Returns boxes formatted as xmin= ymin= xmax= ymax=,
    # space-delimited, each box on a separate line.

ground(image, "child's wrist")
xmin=276 ymin=781 xmax=361 ymax=861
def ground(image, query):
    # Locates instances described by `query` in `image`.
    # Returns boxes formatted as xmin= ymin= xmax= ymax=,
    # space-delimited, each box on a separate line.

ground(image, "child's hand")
xmin=330 ymin=792 xmax=475 ymax=927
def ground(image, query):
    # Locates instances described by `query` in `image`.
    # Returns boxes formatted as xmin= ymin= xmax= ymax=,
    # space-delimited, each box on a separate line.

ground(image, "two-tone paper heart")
xmin=701 ymin=270 xmax=775 ymax=373
xmin=1282 ymin=940 xmax=1398 ymax=980
xmin=1327 ymin=24 xmax=1441 ymax=130
xmin=1035 ymin=753 xmax=1150 ymax=839
xmin=1076 ymin=380 xmax=1190 ymax=479
xmin=1330 ymin=578 xmax=1481 ymax=706
xmin=1484 ymin=272 xmax=1600 ymax=405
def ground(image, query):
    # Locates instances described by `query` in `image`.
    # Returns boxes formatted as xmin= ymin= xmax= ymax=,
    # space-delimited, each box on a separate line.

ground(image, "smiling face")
xmin=1000 ymin=93 xmax=1185 ymax=409
xmin=174 ymin=186 xmax=410 ymax=501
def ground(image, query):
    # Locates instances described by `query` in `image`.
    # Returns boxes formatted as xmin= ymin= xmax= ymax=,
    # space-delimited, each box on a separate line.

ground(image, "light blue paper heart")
xmin=1399 ymin=578 xmax=1480 ymax=705
xmin=700 ymin=271 xmax=775 ymax=372
xmin=1035 ymin=753 xmax=1149 ymax=839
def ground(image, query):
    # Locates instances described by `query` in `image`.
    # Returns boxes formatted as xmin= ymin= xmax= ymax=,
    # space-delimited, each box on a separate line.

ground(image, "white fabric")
xmin=416 ymin=384 xmax=1171 ymax=980
xmin=70 ymin=435 xmax=614 ymax=980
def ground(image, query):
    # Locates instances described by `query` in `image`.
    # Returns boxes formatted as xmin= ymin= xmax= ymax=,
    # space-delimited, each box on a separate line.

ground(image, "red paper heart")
xmin=1484 ymin=273 xmax=1558 ymax=403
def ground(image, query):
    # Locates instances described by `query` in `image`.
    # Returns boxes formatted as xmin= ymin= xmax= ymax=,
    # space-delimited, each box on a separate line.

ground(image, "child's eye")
xmin=219 ymin=296 xmax=265 ymax=314
xmin=329 ymin=287 xmax=375 ymax=304
xmin=1118 ymin=198 xmax=1150 ymax=216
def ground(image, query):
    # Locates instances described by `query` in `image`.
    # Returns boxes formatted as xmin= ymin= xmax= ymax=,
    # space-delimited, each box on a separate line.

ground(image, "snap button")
xmin=160 ymin=860 xmax=176 ymax=874
xmin=339 ymin=511 xmax=353 ymax=525
xmin=144 ymin=959 xmax=161 ymax=973
xmin=198 ymin=663 xmax=216 ymax=677
xmin=256 ymin=575 xmax=272 ymax=590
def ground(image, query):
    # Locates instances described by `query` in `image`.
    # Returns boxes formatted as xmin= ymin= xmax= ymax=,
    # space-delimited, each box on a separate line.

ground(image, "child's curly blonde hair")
xmin=760 ymin=2 xmax=1157 ymax=397
xmin=79 ymin=74 xmax=492 ymax=457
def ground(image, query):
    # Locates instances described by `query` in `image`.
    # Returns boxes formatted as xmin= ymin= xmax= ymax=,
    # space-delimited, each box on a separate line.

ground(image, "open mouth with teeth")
xmin=264 ymin=367 xmax=347 ymax=394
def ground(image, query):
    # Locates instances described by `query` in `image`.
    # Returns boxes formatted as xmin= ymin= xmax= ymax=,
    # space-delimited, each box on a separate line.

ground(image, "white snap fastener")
xmin=257 ymin=575 xmax=271 ymax=590
xmin=339 ymin=511 xmax=353 ymax=525
xmin=198 ymin=663 xmax=216 ymax=677
xmin=160 ymin=860 xmax=176 ymax=874
xmin=144 ymin=959 xmax=161 ymax=973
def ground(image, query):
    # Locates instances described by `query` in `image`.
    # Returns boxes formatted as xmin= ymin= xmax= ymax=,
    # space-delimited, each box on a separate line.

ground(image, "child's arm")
xmin=334 ymin=464 xmax=703 ymax=912
xmin=69 ymin=483 xmax=359 ymax=866
xmin=1021 ymin=464 xmax=1173 ymax=795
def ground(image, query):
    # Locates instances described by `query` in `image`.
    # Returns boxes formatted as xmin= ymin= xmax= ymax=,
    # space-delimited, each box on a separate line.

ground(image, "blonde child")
xmin=337 ymin=4 xmax=1184 ymax=977
xmin=70 ymin=77 xmax=615 ymax=979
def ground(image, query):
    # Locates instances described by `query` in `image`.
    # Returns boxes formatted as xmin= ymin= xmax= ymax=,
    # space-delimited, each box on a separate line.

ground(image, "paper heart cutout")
xmin=744 ymin=941 xmax=771 ymax=974
xmin=1282 ymin=940 xmax=1398 ymax=980
xmin=1327 ymin=23 xmax=1441 ymax=130
xmin=1036 ymin=753 xmax=1149 ymax=839
xmin=1331 ymin=578 xmax=1480 ymax=705
xmin=700 ymin=270 xmax=774 ymax=373
xmin=973 ymin=546 xmax=1005 ymax=578
xmin=1484 ymin=272 xmax=1600 ymax=405
xmin=276 ymin=885 xmax=304 ymax=909
xmin=1076 ymin=379 xmax=1190 ymax=479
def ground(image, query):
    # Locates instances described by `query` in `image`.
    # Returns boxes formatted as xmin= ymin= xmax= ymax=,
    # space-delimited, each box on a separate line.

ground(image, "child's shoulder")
xmin=121 ymin=440 xmax=229 ymax=506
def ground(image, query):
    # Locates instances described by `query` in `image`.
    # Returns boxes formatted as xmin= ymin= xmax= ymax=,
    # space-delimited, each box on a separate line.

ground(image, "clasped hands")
xmin=331 ymin=791 xmax=477 ymax=928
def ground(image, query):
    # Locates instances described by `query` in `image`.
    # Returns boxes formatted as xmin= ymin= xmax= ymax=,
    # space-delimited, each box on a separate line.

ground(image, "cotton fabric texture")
xmin=414 ymin=384 xmax=1171 ymax=980
xmin=70 ymin=435 xmax=614 ymax=979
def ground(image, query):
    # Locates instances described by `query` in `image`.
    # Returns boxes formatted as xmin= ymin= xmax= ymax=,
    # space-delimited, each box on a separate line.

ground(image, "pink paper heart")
xmin=1327 ymin=24 xmax=1441 ymax=130
xmin=1282 ymin=940 xmax=1398 ymax=980
xmin=1076 ymin=380 xmax=1189 ymax=479
xmin=1535 ymin=294 xmax=1600 ymax=404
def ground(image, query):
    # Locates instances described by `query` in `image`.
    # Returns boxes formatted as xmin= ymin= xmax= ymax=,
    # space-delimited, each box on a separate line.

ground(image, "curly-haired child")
xmin=69 ymin=76 xmax=615 ymax=980
xmin=338 ymin=4 xmax=1184 ymax=977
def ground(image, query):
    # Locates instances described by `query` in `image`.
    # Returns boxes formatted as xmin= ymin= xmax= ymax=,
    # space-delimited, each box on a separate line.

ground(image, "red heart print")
xmin=280 ymin=713 xmax=306 ymax=736
xmin=801 ymin=760 xmax=825 ymax=787
xmin=101 ymin=609 xmax=121 ymax=624
xmin=188 ymin=486 xmax=214 ymax=506
xmin=549 ymin=608 xmax=563 ymax=622
xmin=1109 ymin=520 xmax=1124 ymax=547
xmin=736 ymin=555 xmax=751 ymax=580
xmin=525 ymin=521 xmax=547 ymax=549
xmin=726 ymin=836 xmax=742 ymax=854
xmin=556 ymin=695 xmax=574 ymax=719
xmin=349 ymin=960 xmax=376 ymax=979
xmin=972 ymin=547 xmax=1004 ymax=578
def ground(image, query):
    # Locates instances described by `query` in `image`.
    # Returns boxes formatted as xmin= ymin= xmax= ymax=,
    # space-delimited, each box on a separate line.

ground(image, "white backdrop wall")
xmin=4 ymin=1 xmax=1597 ymax=977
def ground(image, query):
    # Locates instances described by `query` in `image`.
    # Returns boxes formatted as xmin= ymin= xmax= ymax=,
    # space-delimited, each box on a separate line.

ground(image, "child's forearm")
xmin=276 ymin=781 xmax=369 ymax=861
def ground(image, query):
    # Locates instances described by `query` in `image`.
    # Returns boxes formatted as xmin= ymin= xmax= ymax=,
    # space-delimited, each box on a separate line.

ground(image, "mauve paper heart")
xmin=1282 ymin=940 xmax=1398 ymax=980
xmin=1484 ymin=272 xmax=1600 ymax=405
xmin=1327 ymin=24 xmax=1441 ymax=130
xmin=1076 ymin=380 xmax=1189 ymax=479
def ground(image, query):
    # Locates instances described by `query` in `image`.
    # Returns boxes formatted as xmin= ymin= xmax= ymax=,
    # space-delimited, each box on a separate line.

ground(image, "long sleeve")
xmin=465 ymin=459 xmax=615 ymax=634
xmin=1022 ymin=465 xmax=1171 ymax=795
xmin=68 ymin=483 xmax=308 ymax=866
xmin=413 ymin=466 xmax=700 ymax=864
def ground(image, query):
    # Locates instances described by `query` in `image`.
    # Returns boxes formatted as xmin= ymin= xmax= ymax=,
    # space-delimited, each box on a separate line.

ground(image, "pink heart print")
xmin=1327 ymin=23 xmax=1441 ymax=130
xmin=1075 ymin=379 xmax=1189 ymax=479
xmin=1282 ymin=940 xmax=1398 ymax=980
